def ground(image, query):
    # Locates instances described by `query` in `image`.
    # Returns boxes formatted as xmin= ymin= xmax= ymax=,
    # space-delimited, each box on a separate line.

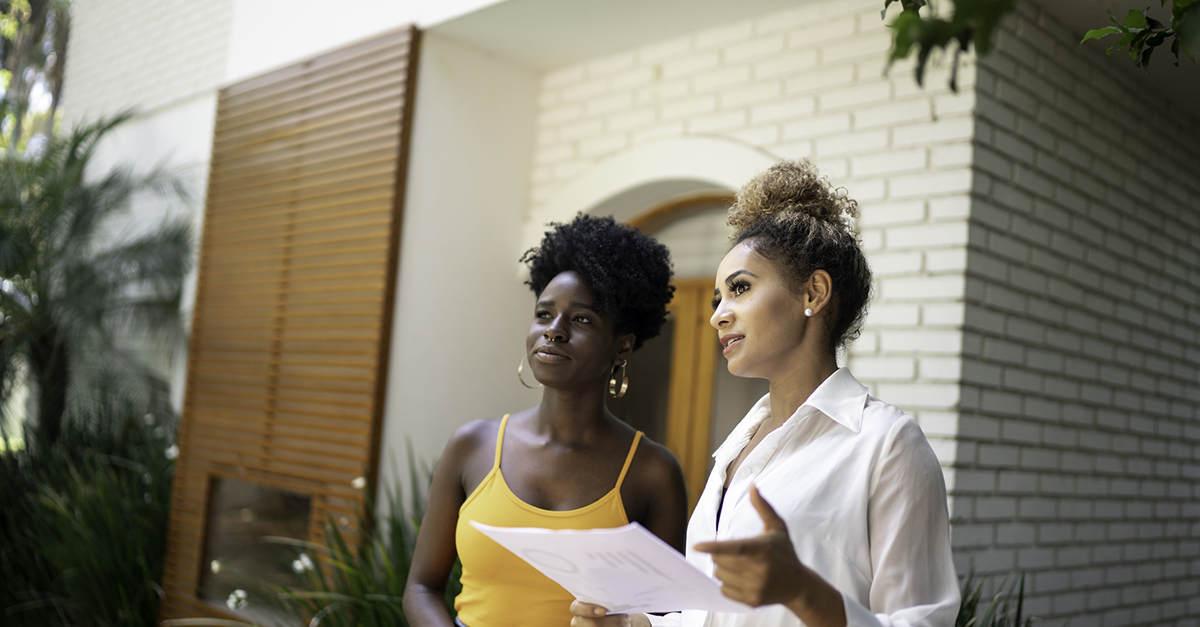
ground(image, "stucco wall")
xmin=62 ymin=0 xmax=234 ymax=123
xmin=955 ymin=3 xmax=1200 ymax=625
xmin=377 ymin=32 xmax=543 ymax=490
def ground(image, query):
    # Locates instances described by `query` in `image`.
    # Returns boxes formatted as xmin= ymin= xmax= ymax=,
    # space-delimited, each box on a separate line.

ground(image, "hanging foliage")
xmin=1081 ymin=1 xmax=1199 ymax=68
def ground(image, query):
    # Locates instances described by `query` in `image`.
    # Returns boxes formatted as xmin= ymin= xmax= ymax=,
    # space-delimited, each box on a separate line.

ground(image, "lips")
xmin=533 ymin=345 xmax=571 ymax=362
xmin=719 ymin=334 xmax=744 ymax=355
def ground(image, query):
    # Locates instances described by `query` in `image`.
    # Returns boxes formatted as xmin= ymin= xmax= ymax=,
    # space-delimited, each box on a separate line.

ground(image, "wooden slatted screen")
xmin=159 ymin=26 xmax=420 ymax=621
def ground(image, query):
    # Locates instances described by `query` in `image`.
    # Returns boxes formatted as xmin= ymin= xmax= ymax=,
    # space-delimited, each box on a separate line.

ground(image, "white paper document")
xmin=471 ymin=521 xmax=753 ymax=615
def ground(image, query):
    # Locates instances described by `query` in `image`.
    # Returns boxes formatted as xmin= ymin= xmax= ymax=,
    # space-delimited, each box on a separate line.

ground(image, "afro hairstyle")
xmin=521 ymin=214 xmax=674 ymax=351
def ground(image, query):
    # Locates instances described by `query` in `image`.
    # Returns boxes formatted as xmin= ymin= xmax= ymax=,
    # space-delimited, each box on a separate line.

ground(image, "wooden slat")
xmin=205 ymin=191 xmax=395 ymax=237
xmin=204 ymin=181 xmax=396 ymax=230
xmin=211 ymin=95 xmax=404 ymax=159
xmin=198 ymin=242 xmax=389 ymax=270
xmin=217 ymin=60 xmax=410 ymax=137
xmin=219 ymin=31 xmax=412 ymax=109
xmin=208 ymin=133 xmax=399 ymax=191
xmin=200 ymin=228 xmax=393 ymax=256
xmin=160 ymin=25 xmax=419 ymax=625
xmin=209 ymin=151 xmax=396 ymax=203
xmin=215 ymin=74 xmax=409 ymax=145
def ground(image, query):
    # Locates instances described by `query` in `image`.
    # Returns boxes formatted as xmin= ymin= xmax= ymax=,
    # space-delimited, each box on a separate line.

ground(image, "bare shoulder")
xmin=439 ymin=415 xmax=509 ymax=475
xmin=621 ymin=434 xmax=688 ymax=551
xmin=437 ymin=417 xmax=490 ymax=457
xmin=626 ymin=435 xmax=686 ymax=495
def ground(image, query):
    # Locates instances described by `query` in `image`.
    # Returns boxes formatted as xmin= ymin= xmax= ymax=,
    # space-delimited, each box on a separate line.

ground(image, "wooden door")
xmin=662 ymin=279 xmax=720 ymax=508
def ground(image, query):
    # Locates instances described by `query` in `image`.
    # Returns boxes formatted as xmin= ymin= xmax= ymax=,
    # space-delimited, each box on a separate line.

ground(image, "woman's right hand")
xmin=569 ymin=601 xmax=650 ymax=627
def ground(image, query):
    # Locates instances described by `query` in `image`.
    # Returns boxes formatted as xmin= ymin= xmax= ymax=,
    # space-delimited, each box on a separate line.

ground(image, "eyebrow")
xmin=713 ymin=270 xmax=759 ymax=298
xmin=537 ymin=299 xmax=599 ymax=312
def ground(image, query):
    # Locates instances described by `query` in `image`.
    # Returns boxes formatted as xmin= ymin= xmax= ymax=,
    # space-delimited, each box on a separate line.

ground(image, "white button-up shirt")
xmin=650 ymin=368 xmax=959 ymax=627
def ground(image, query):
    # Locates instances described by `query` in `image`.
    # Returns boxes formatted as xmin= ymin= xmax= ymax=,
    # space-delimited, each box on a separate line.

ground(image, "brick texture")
xmin=62 ymin=0 xmax=234 ymax=121
xmin=527 ymin=0 xmax=976 ymax=476
xmin=955 ymin=4 xmax=1200 ymax=625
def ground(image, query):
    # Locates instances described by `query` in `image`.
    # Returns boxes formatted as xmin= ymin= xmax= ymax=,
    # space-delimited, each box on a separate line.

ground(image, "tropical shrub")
xmin=0 ymin=402 xmax=177 ymax=627
xmin=0 ymin=111 xmax=191 ymax=449
xmin=957 ymin=572 xmax=1033 ymax=627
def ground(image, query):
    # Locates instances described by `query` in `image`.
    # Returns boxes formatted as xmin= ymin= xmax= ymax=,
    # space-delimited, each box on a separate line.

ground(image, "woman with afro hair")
xmin=404 ymin=214 xmax=688 ymax=627
xmin=571 ymin=160 xmax=959 ymax=627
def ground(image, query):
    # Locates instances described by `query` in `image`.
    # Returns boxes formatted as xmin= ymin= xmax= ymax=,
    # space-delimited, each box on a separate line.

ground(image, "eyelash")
xmin=535 ymin=310 xmax=592 ymax=324
xmin=711 ymin=280 xmax=752 ymax=310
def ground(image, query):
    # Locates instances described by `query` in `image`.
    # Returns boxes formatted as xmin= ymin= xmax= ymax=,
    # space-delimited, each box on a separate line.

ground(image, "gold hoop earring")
xmin=518 ymin=354 xmax=542 ymax=389
xmin=608 ymin=360 xmax=628 ymax=398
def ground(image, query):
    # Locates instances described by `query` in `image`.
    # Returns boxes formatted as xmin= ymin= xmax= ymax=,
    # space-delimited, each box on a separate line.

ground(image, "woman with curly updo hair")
xmin=573 ymin=161 xmax=959 ymax=627
xmin=405 ymin=214 xmax=688 ymax=627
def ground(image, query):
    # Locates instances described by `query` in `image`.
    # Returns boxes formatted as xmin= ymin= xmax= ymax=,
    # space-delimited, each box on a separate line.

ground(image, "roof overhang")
xmin=429 ymin=0 xmax=1199 ymax=115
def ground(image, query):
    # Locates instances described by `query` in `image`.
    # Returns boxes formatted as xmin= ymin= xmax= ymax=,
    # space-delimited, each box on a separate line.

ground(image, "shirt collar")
xmin=711 ymin=367 xmax=869 ymax=463
xmin=800 ymin=367 xmax=868 ymax=434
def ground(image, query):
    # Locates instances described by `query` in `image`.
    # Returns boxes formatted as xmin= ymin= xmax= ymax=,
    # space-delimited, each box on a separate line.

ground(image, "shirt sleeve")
xmin=646 ymin=613 xmax=682 ymax=627
xmin=849 ymin=416 xmax=961 ymax=627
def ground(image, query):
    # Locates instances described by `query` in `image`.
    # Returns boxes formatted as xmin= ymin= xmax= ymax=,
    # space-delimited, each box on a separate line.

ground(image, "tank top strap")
xmin=494 ymin=414 xmax=510 ymax=469
xmin=613 ymin=431 xmax=643 ymax=490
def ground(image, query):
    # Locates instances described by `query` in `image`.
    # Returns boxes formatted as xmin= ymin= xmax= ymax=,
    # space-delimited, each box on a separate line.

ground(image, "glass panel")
xmin=199 ymin=477 xmax=311 ymax=622
xmin=608 ymin=316 xmax=674 ymax=445
xmin=709 ymin=360 xmax=770 ymax=470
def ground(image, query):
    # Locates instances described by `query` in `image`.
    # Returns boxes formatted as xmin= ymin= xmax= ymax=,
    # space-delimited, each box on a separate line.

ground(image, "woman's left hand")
xmin=693 ymin=486 xmax=846 ymax=627
xmin=692 ymin=485 xmax=806 ymax=608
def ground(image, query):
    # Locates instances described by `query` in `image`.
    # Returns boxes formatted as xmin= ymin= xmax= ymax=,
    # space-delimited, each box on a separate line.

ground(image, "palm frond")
xmin=0 ymin=111 xmax=192 ymax=445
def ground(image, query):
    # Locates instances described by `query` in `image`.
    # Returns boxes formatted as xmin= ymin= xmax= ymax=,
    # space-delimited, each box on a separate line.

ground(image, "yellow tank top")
xmin=454 ymin=414 xmax=643 ymax=627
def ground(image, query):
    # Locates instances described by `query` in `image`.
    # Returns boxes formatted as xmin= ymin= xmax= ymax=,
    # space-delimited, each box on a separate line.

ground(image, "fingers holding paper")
xmin=693 ymin=485 xmax=806 ymax=608
xmin=568 ymin=600 xmax=649 ymax=627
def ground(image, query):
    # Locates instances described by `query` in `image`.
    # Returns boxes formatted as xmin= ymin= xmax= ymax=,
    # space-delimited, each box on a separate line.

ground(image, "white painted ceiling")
xmin=430 ymin=0 xmax=1198 ymax=116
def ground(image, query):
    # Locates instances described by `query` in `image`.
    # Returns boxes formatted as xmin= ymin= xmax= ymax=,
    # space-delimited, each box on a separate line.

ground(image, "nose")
xmin=710 ymin=297 xmax=731 ymax=329
xmin=544 ymin=315 xmax=568 ymax=342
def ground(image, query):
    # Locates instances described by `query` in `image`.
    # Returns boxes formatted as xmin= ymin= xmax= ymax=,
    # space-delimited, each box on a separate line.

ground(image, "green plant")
xmin=883 ymin=0 xmax=1019 ymax=91
xmin=1081 ymin=1 xmax=1199 ymax=67
xmin=0 ymin=401 xmax=176 ymax=627
xmin=956 ymin=572 xmax=1032 ymax=627
xmin=0 ymin=111 xmax=192 ymax=448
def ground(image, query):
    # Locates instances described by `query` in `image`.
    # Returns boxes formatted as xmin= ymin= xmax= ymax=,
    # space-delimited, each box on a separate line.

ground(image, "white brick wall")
xmin=62 ymin=0 xmax=234 ymax=122
xmin=956 ymin=3 xmax=1200 ymax=625
xmin=527 ymin=0 xmax=977 ymax=478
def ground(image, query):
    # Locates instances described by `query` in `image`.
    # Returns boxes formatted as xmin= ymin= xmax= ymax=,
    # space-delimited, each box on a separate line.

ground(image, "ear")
xmin=614 ymin=333 xmax=636 ymax=362
xmin=806 ymin=269 xmax=834 ymax=315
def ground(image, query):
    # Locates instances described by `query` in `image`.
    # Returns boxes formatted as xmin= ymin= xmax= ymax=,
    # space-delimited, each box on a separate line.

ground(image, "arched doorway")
xmin=608 ymin=193 xmax=768 ymax=508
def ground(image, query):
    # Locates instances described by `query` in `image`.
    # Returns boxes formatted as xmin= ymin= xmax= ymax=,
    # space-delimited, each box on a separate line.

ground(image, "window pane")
xmin=199 ymin=477 xmax=311 ymax=622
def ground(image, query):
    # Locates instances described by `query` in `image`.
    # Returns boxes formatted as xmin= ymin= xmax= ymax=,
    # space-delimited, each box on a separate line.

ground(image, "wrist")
xmin=783 ymin=567 xmax=847 ymax=627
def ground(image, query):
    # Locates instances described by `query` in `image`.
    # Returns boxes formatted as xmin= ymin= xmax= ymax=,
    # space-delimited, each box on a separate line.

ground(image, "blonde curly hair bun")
xmin=728 ymin=159 xmax=859 ymax=239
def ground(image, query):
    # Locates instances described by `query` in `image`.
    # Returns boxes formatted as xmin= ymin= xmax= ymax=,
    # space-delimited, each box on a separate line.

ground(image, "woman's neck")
xmin=533 ymin=385 xmax=613 ymax=445
xmin=766 ymin=351 xmax=838 ymax=428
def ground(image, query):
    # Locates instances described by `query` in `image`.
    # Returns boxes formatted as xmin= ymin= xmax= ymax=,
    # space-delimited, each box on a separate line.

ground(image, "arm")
xmin=403 ymin=427 xmax=478 ymax=627
xmin=629 ymin=440 xmax=688 ymax=553
xmin=851 ymin=418 xmax=959 ymax=627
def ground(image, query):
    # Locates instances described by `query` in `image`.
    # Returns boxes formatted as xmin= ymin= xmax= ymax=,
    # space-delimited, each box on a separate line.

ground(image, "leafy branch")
xmin=1081 ymin=0 xmax=1199 ymax=67
xmin=883 ymin=0 xmax=1018 ymax=92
